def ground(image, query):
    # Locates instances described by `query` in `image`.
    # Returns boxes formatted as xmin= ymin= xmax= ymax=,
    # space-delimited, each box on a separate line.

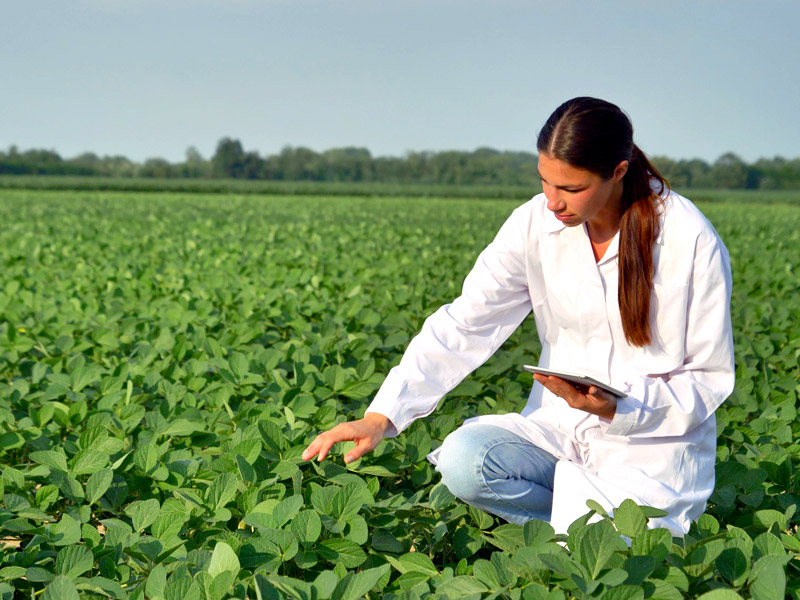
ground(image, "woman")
xmin=302 ymin=97 xmax=734 ymax=536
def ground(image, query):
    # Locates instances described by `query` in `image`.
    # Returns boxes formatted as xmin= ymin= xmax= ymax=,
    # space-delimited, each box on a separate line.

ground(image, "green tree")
xmin=181 ymin=146 xmax=210 ymax=178
xmin=140 ymin=158 xmax=174 ymax=178
xmin=212 ymin=138 xmax=246 ymax=178
xmin=711 ymin=152 xmax=748 ymax=188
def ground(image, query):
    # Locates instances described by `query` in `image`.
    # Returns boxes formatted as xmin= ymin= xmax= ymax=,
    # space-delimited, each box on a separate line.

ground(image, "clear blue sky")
xmin=2 ymin=0 xmax=798 ymax=164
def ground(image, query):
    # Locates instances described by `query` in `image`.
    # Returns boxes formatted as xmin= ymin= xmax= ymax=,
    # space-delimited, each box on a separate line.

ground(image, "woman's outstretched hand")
xmin=533 ymin=374 xmax=617 ymax=419
xmin=302 ymin=412 xmax=392 ymax=464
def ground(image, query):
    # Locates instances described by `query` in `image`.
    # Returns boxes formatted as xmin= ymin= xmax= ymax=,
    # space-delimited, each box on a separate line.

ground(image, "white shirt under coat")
xmin=366 ymin=190 xmax=735 ymax=536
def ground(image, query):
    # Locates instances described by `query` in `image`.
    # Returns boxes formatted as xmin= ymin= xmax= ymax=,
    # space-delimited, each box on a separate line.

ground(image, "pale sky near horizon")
xmin=2 ymin=0 xmax=798 ymax=164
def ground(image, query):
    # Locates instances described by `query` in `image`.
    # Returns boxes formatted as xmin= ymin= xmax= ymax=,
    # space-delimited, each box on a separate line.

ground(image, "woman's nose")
xmin=545 ymin=190 xmax=565 ymax=212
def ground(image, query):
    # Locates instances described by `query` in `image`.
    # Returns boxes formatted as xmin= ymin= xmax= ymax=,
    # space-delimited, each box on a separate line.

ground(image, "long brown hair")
xmin=536 ymin=97 xmax=669 ymax=347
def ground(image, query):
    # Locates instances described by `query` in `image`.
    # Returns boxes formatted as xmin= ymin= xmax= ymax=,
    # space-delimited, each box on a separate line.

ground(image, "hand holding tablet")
xmin=523 ymin=365 xmax=626 ymax=398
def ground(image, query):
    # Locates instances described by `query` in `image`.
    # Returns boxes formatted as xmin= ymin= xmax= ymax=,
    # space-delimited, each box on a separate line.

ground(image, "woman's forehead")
xmin=537 ymin=153 xmax=599 ymax=186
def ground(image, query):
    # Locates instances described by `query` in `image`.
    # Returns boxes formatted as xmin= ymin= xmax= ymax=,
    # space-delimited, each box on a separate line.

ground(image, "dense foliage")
xmin=3 ymin=141 xmax=800 ymax=190
xmin=0 ymin=191 xmax=798 ymax=599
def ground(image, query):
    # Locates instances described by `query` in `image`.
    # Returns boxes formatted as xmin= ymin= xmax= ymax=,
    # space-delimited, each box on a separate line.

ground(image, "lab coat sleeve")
xmin=365 ymin=206 xmax=534 ymax=435
xmin=605 ymin=228 xmax=735 ymax=438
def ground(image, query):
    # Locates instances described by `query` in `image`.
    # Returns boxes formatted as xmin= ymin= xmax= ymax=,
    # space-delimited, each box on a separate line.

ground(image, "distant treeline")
xmin=2 ymin=139 xmax=799 ymax=190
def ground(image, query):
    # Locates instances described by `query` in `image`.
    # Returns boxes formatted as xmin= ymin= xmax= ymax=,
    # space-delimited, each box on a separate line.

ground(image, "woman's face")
xmin=537 ymin=152 xmax=627 ymax=229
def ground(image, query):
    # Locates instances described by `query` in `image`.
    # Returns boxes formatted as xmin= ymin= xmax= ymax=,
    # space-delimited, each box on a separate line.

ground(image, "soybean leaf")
xmin=716 ymin=547 xmax=750 ymax=587
xmin=272 ymin=495 xmax=304 ymax=529
xmin=146 ymin=564 xmax=167 ymax=599
xmin=398 ymin=552 xmax=438 ymax=576
xmin=370 ymin=529 xmax=405 ymax=553
xmin=291 ymin=509 xmax=322 ymax=546
xmin=333 ymin=564 xmax=390 ymax=600
xmin=71 ymin=449 xmax=109 ymax=476
xmin=523 ymin=519 xmax=555 ymax=547
xmin=55 ymin=545 xmax=94 ymax=579
xmin=207 ymin=472 xmax=239 ymax=511
xmin=50 ymin=470 xmax=85 ymax=503
xmin=748 ymin=555 xmax=790 ymax=600
xmin=614 ymin=499 xmax=648 ymax=538
xmin=30 ymin=450 xmax=69 ymax=472
xmin=125 ymin=498 xmax=161 ymax=532
xmin=42 ymin=576 xmax=80 ymax=600
xmin=208 ymin=542 xmax=240 ymax=578
xmin=436 ymin=575 xmax=488 ymax=597
xmin=622 ymin=555 xmax=656 ymax=586
xmin=317 ymin=538 xmax=367 ymax=569
xmin=312 ymin=570 xmax=339 ymax=600
xmin=86 ymin=468 xmax=114 ymax=504
xmin=50 ymin=514 xmax=82 ymax=546
xmin=472 ymin=559 xmax=501 ymax=588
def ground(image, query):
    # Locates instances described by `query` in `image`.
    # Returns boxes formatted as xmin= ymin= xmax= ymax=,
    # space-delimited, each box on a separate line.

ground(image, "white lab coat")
xmin=366 ymin=190 xmax=735 ymax=536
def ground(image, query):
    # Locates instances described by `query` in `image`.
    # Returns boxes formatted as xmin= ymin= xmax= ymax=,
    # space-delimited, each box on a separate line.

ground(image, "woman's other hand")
xmin=302 ymin=412 xmax=392 ymax=464
xmin=533 ymin=374 xmax=617 ymax=419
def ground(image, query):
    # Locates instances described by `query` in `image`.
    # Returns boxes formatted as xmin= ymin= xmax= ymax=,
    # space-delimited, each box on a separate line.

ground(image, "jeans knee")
xmin=436 ymin=427 xmax=485 ymax=502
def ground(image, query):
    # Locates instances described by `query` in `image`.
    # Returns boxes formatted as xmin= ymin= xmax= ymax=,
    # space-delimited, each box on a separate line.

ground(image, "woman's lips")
xmin=554 ymin=212 xmax=574 ymax=222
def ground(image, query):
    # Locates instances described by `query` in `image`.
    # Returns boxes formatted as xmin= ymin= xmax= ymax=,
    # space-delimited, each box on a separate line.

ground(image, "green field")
xmin=3 ymin=175 xmax=800 ymax=205
xmin=1 ymin=190 xmax=798 ymax=599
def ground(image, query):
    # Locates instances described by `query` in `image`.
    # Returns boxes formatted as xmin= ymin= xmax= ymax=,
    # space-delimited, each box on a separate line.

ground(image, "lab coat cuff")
xmin=605 ymin=378 xmax=646 ymax=437
xmin=364 ymin=410 xmax=399 ymax=438
xmin=364 ymin=372 xmax=414 ymax=437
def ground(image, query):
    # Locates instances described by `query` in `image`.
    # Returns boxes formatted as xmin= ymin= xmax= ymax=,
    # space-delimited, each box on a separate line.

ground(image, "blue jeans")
xmin=435 ymin=424 xmax=558 ymax=524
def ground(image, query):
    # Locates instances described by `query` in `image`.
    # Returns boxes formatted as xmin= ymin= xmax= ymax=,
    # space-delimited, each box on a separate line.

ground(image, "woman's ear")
xmin=612 ymin=160 xmax=629 ymax=182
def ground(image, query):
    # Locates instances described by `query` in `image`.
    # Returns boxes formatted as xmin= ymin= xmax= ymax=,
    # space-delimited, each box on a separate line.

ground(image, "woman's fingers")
xmin=533 ymin=374 xmax=576 ymax=399
xmin=344 ymin=437 xmax=375 ymax=464
xmin=533 ymin=374 xmax=616 ymax=418
xmin=313 ymin=435 xmax=339 ymax=462
xmin=303 ymin=418 xmax=387 ymax=463
xmin=302 ymin=425 xmax=351 ymax=461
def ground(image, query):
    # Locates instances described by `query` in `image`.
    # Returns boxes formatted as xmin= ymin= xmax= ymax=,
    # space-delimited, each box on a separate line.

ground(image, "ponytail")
xmin=618 ymin=146 xmax=668 ymax=347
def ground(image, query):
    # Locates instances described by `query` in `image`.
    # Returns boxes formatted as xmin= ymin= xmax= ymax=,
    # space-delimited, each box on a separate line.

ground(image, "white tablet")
xmin=523 ymin=365 xmax=626 ymax=398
